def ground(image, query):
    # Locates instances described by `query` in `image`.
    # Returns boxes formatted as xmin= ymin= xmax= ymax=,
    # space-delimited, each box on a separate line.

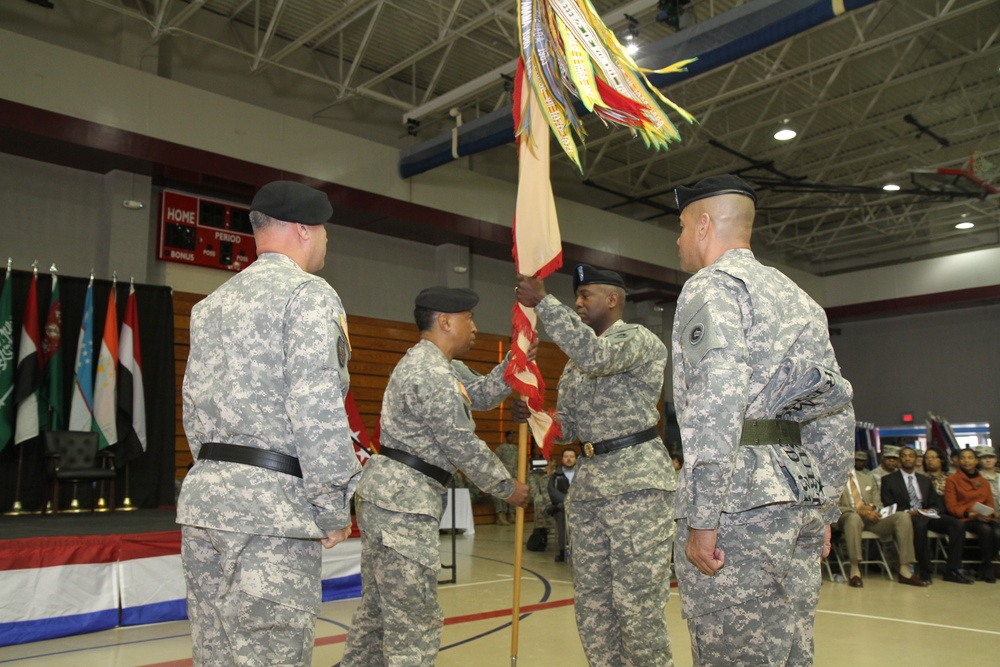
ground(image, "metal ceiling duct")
xmin=398 ymin=0 xmax=880 ymax=179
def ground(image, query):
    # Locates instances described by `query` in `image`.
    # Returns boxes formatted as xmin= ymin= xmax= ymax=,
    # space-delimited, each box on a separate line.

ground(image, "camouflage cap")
xmin=882 ymin=445 xmax=901 ymax=458
xmin=250 ymin=180 xmax=333 ymax=225
xmin=975 ymin=446 xmax=997 ymax=458
xmin=854 ymin=450 xmax=869 ymax=461
xmin=674 ymin=174 xmax=757 ymax=213
xmin=415 ymin=286 xmax=479 ymax=313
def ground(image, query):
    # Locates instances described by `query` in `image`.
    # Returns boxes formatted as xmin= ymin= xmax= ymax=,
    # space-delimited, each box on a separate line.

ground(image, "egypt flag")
xmin=93 ymin=288 xmax=118 ymax=450
xmin=503 ymin=58 xmax=563 ymax=458
xmin=345 ymin=389 xmax=374 ymax=466
xmin=116 ymin=283 xmax=146 ymax=465
xmin=14 ymin=272 xmax=41 ymax=446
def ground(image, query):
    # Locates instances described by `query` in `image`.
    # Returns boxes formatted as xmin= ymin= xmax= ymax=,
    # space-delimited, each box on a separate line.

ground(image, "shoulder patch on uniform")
xmin=605 ymin=325 xmax=639 ymax=342
xmin=689 ymin=323 xmax=705 ymax=346
xmin=337 ymin=336 xmax=348 ymax=368
xmin=680 ymin=302 xmax=727 ymax=366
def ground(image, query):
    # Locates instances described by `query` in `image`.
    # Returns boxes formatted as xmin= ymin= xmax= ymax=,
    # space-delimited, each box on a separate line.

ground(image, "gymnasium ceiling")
xmin=5 ymin=0 xmax=1000 ymax=276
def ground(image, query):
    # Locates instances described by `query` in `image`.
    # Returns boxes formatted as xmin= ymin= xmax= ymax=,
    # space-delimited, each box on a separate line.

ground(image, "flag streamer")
xmin=518 ymin=0 xmax=696 ymax=173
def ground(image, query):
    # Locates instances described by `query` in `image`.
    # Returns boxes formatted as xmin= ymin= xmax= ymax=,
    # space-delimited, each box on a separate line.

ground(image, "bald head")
xmin=676 ymin=194 xmax=755 ymax=273
xmin=698 ymin=193 xmax=755 ymax=243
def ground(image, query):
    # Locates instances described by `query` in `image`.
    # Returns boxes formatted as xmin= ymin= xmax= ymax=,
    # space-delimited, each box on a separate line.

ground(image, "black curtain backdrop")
xmin=0 ymin=270 xmax=175 ymax=512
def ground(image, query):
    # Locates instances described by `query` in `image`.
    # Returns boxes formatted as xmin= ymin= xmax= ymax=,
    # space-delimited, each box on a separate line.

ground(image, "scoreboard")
xmin=157 ymin=190 xmax=258 ymax=272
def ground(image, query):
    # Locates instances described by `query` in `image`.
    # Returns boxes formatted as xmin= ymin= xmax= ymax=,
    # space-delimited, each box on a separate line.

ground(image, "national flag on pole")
xmin=116 ymin=282 xmax=146 ymax=465
xmin=14 ymin=271 xmax=41 ymax=446
xmin=93 ymin=286 xmax=118 ymax=449
xmin=0 ymin=264 xmax=14 ymax=451
xmin=69 ymin=278 xmax=95 ymax=433
xmin=345 ymin=389 xmax=375 ymax=466
xmin=39 ymin=271 xmax=64 ymax=431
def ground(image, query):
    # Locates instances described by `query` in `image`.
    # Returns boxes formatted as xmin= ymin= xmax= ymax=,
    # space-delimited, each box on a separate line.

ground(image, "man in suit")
xmin=882 ymin=445 xmax=971 ymax=584
xmin=837 ymin=463 xmax=927 ymax=588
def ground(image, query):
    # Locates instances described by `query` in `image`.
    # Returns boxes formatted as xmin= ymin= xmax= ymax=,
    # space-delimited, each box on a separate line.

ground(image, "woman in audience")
xmin=945 ymin=448 xmax=1000 ymax=582
xmin=923 ymin=447 xmax=949 ymax=496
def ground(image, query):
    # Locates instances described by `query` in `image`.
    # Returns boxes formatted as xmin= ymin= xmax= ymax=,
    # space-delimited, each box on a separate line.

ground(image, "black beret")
xmin=415 ymin=287 xmax=480 ymax=313
xmin=573 ymin=264 xmax=626 ymax=293
xmin=674 ymin=174 xmax=757 ymax=213
xmin=250 ymin=181 xmax=333 ymax=225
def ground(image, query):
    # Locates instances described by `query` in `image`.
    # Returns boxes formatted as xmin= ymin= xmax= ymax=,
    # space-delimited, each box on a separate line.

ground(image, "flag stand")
xmin=3 ymin=447 xmax=30 ymax=515
xmin=510 ymin=415 xmax=530 ymax=665
xmin=120 ymin=465 xmax=137 ymax=511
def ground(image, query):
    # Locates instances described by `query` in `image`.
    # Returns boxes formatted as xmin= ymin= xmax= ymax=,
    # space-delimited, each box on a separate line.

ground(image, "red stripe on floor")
xmin=141 ymin=597 xmax=577 ymax=664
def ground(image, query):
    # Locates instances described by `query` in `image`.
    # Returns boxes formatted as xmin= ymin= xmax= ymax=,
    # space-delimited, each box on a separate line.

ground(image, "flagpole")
xmin=3 ymin=446 xmax=29 ymax=515
xmin=510 ymin=407 xmax=529 ymax=665
xmin=120 ymin=464 xmax=137 ymax=511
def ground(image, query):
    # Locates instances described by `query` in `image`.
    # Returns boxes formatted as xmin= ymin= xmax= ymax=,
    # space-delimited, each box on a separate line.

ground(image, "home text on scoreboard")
xmin=158 ymin=190 xmax=258 ymax=272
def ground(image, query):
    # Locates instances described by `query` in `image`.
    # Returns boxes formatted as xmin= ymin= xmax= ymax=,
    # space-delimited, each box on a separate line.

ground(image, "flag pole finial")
xmin=31 ymin=260 xmax=38 ymax=274
xmin=49 ymin=263 xmax=58 ymax=274
xmin=5 ymin=258 xmax=10 ymax=273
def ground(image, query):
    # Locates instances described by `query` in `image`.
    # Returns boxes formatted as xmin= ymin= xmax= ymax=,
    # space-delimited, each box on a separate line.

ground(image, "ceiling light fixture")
xmin=773 ymin=119 xmax=796 ymax=141
xmin=882 ymin=183 xmax=901 ymax=191
xmin=955 ymin=221 xmax=975 ymax=230
xmin=624 ymin=13 xmax=640 ymax=54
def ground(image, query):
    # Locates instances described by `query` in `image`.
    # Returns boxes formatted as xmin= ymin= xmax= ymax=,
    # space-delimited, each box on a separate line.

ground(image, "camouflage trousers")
xmin=528 ymin=472 xmax=554 ymax=530
xmin=568 ymin=488 xmax=675 ymax=667
xmin=342 ymin=500 xmax=443 ymax=667
xmin=181 ymin=525 xmax=321 ymax=667
xmin=493 ymin=495 xmax=516 ymax=520
xmin=675 ymin=506 xmax=825 ymax=667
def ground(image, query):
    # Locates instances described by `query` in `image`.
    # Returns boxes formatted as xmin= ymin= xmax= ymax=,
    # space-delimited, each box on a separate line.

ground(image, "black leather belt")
xmin=739 ymin=420 xmax=802 ymax=446
xmin=379 ymin=446 xmax=452 ymax=486
xmin=199 ymin=442 xmax=303 ymax=478
xmin=582 ymin=426 xmax=659 ymax=458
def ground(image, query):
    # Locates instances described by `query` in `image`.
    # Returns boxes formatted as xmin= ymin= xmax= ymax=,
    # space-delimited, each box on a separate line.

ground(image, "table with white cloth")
xmin=439 ymin=488 xmax=475 ymax=534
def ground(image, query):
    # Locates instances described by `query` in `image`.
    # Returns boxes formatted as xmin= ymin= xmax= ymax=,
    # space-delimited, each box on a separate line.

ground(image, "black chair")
xmin=43 ymin=431 xmax=116 ymax=514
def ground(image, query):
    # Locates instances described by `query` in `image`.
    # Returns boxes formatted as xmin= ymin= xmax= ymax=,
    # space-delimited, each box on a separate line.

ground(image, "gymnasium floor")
xmin=3 ymin=523 xmax=999 ymax=666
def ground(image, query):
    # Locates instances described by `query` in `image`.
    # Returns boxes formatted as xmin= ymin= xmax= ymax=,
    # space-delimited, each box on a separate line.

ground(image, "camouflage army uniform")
xmin=528 ymin=465 xmax=555 ymax=531
xmin=535 ymin=294 xmax=677 ymax=667
xmin=177 ymin=252 xmax=362 ymax=666
xmin=342 ymin=339 xmax=516 ymax=667
xmin=493 ymin=442 xmax=519 ymax=521
xmin=672 ymin=249 xmax=855 ymax=667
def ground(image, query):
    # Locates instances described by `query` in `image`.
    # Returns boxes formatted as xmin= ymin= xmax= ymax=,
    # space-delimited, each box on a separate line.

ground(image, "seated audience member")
xmin=945 ymin=448 xmax=1000 ymax=583
xmin=915 ymin=449 xmax=925 ymax=475
xmin=923 ymin=447 xmax=950 ymax=497
xmin=837 ymin=464 xmax=926 ymax=588
xmin=881 ymin=446 xmax=970 ymax=584
xmin=548 ymin=448 xmax=578 ymax=562
xmin=854 ymin=450 xmax=870 ymax=472
xmin=976 ymin=446 xmax=1000 ymax=507
xmin=871 ymin=445 xmax=901 ymax=490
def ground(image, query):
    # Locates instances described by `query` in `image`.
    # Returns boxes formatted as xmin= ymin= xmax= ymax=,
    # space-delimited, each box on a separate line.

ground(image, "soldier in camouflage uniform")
xmin=177 ymin=181 xmax=362 ymax=666
xmin=670 ymin=175 xmax=855 ymax=666
xmin=493 ymin=430 xmax=519 ymax=524
xmin=515 ymin=265 xmax=677 ymax=667
xmin=342 ymin=286 xmax=530 ymax=667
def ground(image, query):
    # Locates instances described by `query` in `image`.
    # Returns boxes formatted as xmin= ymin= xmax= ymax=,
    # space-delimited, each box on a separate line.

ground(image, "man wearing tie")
xmin=837 ymin=458 xmax=926 ymax=588
xmin=881 ymin=445 xmax=971 ymax=584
